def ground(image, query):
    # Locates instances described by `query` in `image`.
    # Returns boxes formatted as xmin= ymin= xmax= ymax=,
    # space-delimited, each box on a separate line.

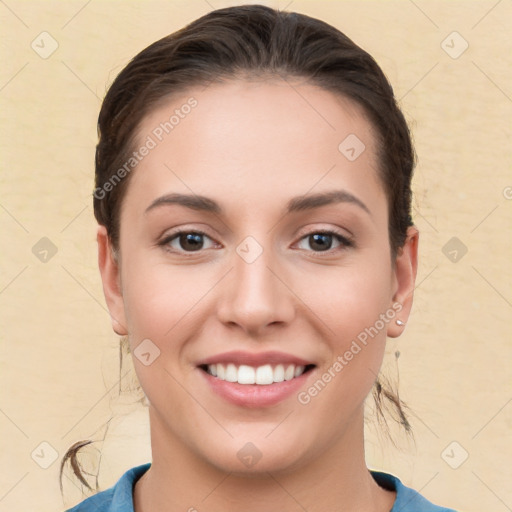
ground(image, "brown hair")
xmin=62 ymin=4 xmax=414 ymax=495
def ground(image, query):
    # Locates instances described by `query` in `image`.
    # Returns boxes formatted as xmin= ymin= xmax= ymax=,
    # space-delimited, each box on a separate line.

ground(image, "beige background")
xmin=1 ymin=1 xmax=511 ymax=511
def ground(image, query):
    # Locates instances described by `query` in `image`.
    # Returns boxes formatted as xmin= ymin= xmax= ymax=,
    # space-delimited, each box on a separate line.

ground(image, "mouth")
xmin=196 ymin=350 xmax=317 ymax=407
xmin=198 ymin=363 xmax=316 ymax=385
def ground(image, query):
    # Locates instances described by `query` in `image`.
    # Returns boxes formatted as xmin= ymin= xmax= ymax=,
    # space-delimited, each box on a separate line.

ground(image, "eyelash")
xmin=158 ymin=228 xmax=354 ymax=257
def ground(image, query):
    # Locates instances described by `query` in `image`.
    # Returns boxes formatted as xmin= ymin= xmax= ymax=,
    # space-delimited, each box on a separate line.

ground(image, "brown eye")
xmin=308 ymin=233 xmax=334 ymax=252
xmin=177 ymin=233 xmax=205 ymax=251
xmin=160 ymin=230 xmax=216 ymax=254
xmin=297 ymin=231 xmax=353 ymax=253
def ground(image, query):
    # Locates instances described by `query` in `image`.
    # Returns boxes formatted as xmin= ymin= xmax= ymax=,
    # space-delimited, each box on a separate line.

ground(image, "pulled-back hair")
xmin=93 ymin=3 xmax=414 ymax=258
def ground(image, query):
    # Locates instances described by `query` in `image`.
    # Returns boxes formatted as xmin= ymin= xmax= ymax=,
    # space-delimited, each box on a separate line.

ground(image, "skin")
xmin=98 ymin=79 xmax=419 ymax=512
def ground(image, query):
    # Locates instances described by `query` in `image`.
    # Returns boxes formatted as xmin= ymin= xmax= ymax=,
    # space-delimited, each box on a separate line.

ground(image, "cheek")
xmin=299 ymin=258 xmax=392 ymax=338
xmin=295 ymin=267 xmax=392 ymax=434
xmin=120 ymin=253 xmax=198 ymax=334
xmin=302 ymin=257 xmax=393 ymax=394
xmin=120 ymin=259 xmax=220 ymax=370
xmin=120 ymin=263 xmax=200 ymax=406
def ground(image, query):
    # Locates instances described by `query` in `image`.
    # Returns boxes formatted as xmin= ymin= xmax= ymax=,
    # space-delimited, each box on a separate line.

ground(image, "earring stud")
xmin=396 ymin=319 xmax=406 ymax=326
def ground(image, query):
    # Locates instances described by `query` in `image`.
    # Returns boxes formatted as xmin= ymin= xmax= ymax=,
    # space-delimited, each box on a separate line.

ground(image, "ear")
xmin=97 ymin=225 xmax=128 ymax=335
xmin=387 ymin=225 xmax=419 ymax=338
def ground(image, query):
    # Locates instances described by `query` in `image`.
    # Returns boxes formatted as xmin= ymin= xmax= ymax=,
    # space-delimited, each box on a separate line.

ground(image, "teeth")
xmin=256 ymin=364 xmax=273 ymax=385
xmin=284 ymin=364 xmax=295 ymax=380
xmin=225 ymin=363 xmax=238 ymax=383
xmin=273 ymin=364 xmax=285 ymax=382
xmin=206 ymin=363 xmax=307 ymax=385
xmin=238 ymin=365 xmax=255 ymax=384
xmin=294 ymin=365 xmax=305 ymax=378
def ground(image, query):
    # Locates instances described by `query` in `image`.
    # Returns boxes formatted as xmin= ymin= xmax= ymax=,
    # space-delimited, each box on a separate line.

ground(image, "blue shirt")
xmin=65 ymin=463 xmax=457 ymax=512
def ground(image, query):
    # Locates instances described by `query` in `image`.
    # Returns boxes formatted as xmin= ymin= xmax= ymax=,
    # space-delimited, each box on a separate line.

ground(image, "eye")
xmin=158 ymin=228 xmax=353 ymax=256
xmin=296 ymin=230 xmax=353 ymax=253
xmin=159 ymin=230 xmax=217 ymax=254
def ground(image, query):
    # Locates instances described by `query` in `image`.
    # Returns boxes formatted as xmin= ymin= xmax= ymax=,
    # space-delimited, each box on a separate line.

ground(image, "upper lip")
xmin=197 ymin=350 xmax=315 ymax=368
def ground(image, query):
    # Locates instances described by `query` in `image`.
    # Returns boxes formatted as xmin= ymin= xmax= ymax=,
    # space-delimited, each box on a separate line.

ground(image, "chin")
xmin=197 ymin=435 xmax=311 ymax=477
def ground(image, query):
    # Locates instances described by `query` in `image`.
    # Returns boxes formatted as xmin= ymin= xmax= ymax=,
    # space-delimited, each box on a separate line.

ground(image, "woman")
xmin=63 ymin=4 xmax=457 ymax=511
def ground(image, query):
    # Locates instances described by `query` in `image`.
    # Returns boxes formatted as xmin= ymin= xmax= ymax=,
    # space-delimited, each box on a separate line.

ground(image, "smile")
xmin=200 ymin=363 xmax=315 ymax=385
xmin=196 ymin=350 xmax=317 ymax=407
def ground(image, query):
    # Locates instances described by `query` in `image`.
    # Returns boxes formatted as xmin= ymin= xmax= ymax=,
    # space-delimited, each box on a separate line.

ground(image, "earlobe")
xmin=387 ymin=226 xmax=419 ymax=338
xmin=97 ymin=225 xmax=128 ymax=336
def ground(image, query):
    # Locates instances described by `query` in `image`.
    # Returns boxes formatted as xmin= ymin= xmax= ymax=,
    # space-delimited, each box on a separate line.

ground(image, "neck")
xmin=133 ymin=406 xmax=395 ymax=512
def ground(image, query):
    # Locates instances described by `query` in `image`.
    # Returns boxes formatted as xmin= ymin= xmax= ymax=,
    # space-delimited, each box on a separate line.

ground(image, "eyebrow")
xmin=144 ymin=190 xmax=371 ymax=217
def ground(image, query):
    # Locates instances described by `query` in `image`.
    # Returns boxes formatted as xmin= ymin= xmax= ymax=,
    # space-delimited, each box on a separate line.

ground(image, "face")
xmin=98 ymin=79 xmax=418 ymax=475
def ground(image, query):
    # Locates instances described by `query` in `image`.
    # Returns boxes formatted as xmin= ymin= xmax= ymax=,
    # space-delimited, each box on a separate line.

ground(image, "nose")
xmin=216 ymin=238 xmax=295 ymax=337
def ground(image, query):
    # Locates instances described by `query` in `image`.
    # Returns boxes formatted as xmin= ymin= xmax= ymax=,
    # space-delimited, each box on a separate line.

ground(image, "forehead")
xmin=138 ymin=78 xmax=377 ymax=155
xmin=124 ymin=79 xmax=385 ymax=222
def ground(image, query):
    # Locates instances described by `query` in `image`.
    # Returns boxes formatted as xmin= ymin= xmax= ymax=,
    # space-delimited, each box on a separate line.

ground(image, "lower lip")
xmin=199 ymin=368 xmax=314 ymax=408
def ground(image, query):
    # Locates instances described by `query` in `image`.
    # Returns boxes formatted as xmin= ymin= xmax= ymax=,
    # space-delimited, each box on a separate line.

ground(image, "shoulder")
xmin=66 ymin=464 xmax=457 ymax=512
xmin=64 ymin=463 xmax=151 ymax=512
xmin=371 ymin=471 xmax=458 ymax=512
